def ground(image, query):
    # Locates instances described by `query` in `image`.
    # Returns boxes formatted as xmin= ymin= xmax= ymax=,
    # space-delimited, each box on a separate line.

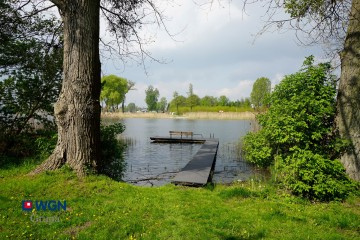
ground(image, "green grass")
xmin=1 ymin=159 xmax=360 ymax=240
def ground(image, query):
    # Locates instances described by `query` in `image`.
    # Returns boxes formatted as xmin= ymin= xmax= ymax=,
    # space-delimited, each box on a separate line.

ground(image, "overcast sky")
xmin=100 ymin=1 xmax=324 ymax=107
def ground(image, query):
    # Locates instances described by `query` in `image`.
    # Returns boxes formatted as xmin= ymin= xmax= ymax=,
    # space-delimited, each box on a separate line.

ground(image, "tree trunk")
xmin=32 ymin=0 xmax=101 ymax=177
xmin=336 ymin=0 xmax=360 ymax=181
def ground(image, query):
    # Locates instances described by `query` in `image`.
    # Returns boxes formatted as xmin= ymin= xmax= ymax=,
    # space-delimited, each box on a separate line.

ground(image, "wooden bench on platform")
xmin=169 ymin=131 xmax=193 ymax=139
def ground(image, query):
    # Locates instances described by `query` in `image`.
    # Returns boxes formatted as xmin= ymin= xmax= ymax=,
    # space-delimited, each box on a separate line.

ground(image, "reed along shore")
xmin=101 ymin=111 xmax=256 ymax=120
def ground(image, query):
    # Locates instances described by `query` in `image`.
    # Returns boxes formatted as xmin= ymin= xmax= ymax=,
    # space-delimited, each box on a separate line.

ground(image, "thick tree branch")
xmin=22 ymin=4 xmax=57 ymax=18
xmin=50 ymin=0 xmax=65 ymax=10
xmin=240 ymin=0 xmax=351 ymax=57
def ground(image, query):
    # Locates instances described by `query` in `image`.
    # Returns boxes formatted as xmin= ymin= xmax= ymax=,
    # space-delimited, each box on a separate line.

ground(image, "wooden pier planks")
xmin=172 ymin=139 xmax=219 ymax=186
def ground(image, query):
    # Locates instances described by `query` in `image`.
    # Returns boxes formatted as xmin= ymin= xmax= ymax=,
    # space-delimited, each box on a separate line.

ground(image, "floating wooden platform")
xmin=149 ymin=134 xmax=219 ymax=186
xmin=150 ymin=136 xmax=205 ymax=144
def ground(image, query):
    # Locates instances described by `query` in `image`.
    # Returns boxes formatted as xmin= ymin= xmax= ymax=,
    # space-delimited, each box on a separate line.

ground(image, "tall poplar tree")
xmin=250 ymin=77 xmax=271 ymax=109
xmin=145 ymin=85 xmax=159 ymax=111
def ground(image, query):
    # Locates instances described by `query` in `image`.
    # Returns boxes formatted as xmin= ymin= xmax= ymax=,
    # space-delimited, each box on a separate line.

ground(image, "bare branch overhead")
xmin=241 ymin=0 xmax=351 ymax=56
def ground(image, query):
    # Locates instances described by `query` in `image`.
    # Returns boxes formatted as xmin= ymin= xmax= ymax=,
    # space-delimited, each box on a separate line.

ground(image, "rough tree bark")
xmin=336 ymin=0 xmax=360 ymax=181
xmin=31 ymin=0 xmax=101 ymax=176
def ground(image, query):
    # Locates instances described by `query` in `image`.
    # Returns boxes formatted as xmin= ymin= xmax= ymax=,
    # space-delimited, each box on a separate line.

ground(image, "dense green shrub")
xmin=35 ymin=131 xmax=58 ymax=159
xmin=242 ymin=131 xmax=272 ymax=168
xmin=276 ymin=149 xmax=357 ymax=201
xmin=98 ymin=122 xmax=127 ymax=180
xmin=242 ymin=56 xmax=356 ymax=201
xmin=1 ymin=122 xmax=128 ymax=180
xmin=0 ymin=129 xmax=56 ymax=158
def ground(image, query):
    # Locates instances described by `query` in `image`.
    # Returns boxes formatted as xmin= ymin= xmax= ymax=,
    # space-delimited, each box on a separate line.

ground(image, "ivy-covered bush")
xmin=243 ymin=56 xmax=357 ymax=201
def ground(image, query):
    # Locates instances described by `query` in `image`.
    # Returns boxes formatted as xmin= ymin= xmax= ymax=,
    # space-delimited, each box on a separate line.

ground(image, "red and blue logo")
xmin=22 ymin=200 xmax=33 ymax=211
xmin=22 ymin=200 xmax=66 ymax=211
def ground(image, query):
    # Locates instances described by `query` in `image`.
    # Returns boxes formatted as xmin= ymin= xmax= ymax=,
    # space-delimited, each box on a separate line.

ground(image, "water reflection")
xmin=105 ymin=118 xmax=255 ymax=186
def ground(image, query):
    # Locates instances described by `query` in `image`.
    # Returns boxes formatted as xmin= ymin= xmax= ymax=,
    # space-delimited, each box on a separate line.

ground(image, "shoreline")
xmin=101 ymin=111 xmax=256 ymax=120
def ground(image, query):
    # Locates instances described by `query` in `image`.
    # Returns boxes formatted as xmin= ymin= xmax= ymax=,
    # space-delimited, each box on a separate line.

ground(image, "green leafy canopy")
xmin=250 ymin=77 xmax=271 ymax=109
xmin=101 ymin=75 xmax=128 ymax=110
xmin=0 ymin=0 xmax=62 ymax=156
xmin=145 ymin=85 xmax=160 ymax=111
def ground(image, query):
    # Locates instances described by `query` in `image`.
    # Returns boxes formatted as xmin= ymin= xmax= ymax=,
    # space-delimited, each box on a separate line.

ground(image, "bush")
xmin=0 ymin=129 xmax=57 ymax=158
xmin=1 ymin=122 xmax=128 ymax=181
xmin=242 ymin=56 xmax=356 ymax=201
xmin=0 ymin=132 xmax=36 ymax=157
xmin=35 ymin=131 xmax=58 ymax=159
xmin=277 ymin=149 xmax=356 ymax=201
xmin=98 ymin=122 xmax=127 ymax=181
xmin=242 ymin=131 xmax=272 ymax=168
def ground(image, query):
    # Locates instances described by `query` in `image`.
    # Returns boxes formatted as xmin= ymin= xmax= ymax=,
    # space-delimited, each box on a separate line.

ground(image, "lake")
xmin=112 ymin=118 xmax=256 ymax=186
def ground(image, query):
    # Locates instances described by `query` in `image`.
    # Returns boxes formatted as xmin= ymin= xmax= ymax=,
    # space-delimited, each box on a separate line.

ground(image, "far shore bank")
xmin=101 ymin=111 xmax=256 ymax=120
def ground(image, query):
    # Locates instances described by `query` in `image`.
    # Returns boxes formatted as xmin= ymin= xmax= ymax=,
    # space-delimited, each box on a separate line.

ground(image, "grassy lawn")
xmin=1 ymin=158 xmax=359 ymax=240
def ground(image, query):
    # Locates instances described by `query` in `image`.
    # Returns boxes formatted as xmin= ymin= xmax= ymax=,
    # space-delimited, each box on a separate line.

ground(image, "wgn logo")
xmin=22 ymin=200 xmax=67 ymax=211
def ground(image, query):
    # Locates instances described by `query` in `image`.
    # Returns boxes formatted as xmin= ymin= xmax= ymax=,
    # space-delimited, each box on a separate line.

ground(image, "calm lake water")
xmin=110 ymin=118 xmax=256 ymax=186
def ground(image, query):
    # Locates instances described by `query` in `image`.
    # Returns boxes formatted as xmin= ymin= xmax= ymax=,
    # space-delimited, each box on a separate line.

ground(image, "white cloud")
xmin=102 ymin=1 xmax=325 ymax=107
xmin=271 ymin=73 xmax=284 ymax=91
xmin=216 ymin=80 xmax=254 ymax=100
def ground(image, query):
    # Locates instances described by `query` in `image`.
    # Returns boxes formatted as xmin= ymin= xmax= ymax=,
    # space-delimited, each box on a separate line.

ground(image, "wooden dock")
xmin=172 ymin=139 xmax=219 ymax=186
xmin=150 ymin=137 xmax=219 ymax=186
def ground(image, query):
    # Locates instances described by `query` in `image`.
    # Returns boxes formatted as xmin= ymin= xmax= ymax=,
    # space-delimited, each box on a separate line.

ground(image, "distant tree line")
xmin=104 ymin=77 xmax=270 ymax=114
xmin=140 ymin=80 xmax=272 ymax=114
xmin=169 ymin=83 xmax=252 ymax=114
